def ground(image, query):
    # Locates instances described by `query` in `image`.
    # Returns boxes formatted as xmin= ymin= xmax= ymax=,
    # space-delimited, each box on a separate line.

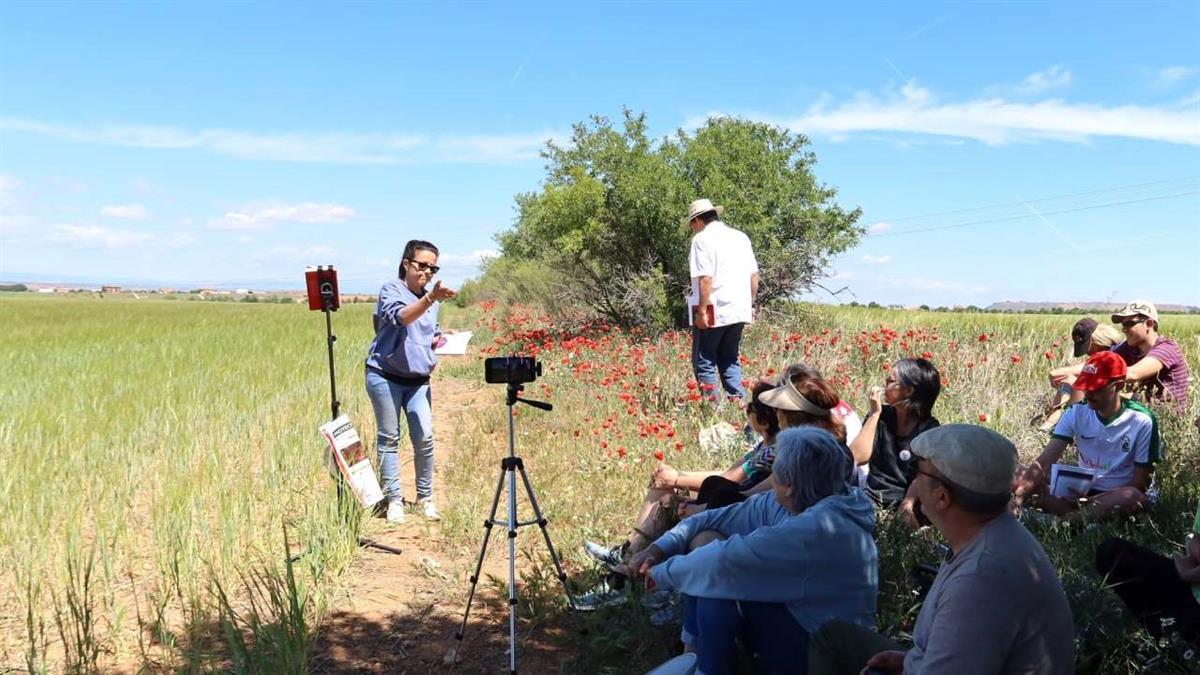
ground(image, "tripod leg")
xmin=454 ymin=462 xmax=508 ymax=645
xmin=507 ymin=460 xmax=519 ymax=674
xmin=514 ymin=462 xmax=573 ymax=600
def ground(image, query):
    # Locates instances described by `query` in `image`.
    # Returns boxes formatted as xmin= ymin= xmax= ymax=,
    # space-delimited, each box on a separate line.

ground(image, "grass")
xmin=2 ymin=293 xmax=1197 ymax=672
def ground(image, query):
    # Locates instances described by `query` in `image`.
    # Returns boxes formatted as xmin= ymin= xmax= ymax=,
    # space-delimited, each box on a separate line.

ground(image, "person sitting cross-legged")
xmin=624 ymin=427 xmax=878 ymax=675
xmin=1013 ymin=350 xmax=1162 ymax=519
xmin=808 ymin=425 xmax=1075 ymax=675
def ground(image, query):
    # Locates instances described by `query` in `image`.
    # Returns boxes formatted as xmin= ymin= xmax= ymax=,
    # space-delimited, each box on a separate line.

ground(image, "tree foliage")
xmin=492 ymin=110 xmax=863 ymax=329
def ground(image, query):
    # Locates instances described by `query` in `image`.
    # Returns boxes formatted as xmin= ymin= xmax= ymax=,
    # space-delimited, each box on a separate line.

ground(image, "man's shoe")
xmin=417 ymin=497 xmax=442 ymax=521
xmin=386 ymin=500 xmax=406 ymax=524
xmin=584 ymin=541 xmax=625 ymax=571
xmin=568 ymin=577 xmax=628 ymax=612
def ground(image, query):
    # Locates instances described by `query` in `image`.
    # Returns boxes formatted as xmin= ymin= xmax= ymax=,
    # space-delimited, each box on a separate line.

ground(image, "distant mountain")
xmin=987 ymin=301 xmax=1199 ymax=314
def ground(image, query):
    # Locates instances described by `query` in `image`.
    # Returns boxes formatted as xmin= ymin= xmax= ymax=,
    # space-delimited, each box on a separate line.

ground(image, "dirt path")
xmin=310 ymin=375 xmax=574 ymax=674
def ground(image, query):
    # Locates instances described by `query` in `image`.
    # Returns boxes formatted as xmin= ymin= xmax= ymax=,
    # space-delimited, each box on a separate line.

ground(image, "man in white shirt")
xmin=685 ymin=198 xmax=760 ymax=399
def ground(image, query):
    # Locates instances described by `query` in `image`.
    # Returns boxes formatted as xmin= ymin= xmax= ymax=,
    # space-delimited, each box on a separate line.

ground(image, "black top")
xmin=865 ymin=406 xmax=940 ymax=507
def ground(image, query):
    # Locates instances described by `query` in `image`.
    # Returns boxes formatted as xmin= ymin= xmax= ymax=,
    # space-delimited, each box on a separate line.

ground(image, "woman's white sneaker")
xmin=417 ymin=498 xmax=442 ymax=521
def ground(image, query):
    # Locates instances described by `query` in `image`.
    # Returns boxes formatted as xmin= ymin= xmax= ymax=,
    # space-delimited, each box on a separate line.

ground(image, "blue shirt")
xmin=365 ymin=279 xmax=440 ymax=378
xmin=650 ymin=489 xmax=878 ymax=633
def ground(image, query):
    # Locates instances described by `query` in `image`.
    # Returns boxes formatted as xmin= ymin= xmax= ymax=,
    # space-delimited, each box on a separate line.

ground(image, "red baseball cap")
xmin=1072 ymin=351 xmax=1127 ymax=392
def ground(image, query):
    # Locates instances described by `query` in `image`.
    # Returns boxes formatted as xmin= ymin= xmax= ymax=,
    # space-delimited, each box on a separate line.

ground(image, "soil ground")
xmin=310 ymin=377 xmax=579 ymax=674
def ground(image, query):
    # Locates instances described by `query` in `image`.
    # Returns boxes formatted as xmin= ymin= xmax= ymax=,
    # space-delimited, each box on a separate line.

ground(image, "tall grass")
xmin=3 ymin=294 xmax=1197 ymax=672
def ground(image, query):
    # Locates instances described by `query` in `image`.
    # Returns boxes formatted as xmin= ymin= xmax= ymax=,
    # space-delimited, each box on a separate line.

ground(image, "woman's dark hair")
xmin=398 ymin=240 xmax=439 ymax=279
xmin=748 ymin=380 xmax=782 ymax=443
xmin=777 ymin=375 xmax=847 ymax=444
xmin=892 ymin=357 xmax=941 ymax=420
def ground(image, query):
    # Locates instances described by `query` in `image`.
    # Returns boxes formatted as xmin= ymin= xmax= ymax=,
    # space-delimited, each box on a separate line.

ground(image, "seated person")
xmin=625 ymin=427 xmax=878 ymax=675
xmin=1049 ymin=301 xmax=1191 ymax=410
xmin=1041 ymin=318 xmax=1123 ymax=429
xmin=848 ymin=358 xmax=942 ymax=512
xmin=1013 ymin=351 xmax=1161 ymax=518
xmin=582 ymin=378 xmax=782 ymax=568
xmin=1095 ymin=499 xmax=1200 ymax=646
xmin=1110 ymin=300 xmax=1190 ymax=410
xmin=808 ymin=425 xmax=1075 ymax=675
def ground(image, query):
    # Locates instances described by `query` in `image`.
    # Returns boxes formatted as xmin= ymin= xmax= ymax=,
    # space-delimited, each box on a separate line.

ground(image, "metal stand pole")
xmin=453 ymin=384 xmax=571 ymax=673
xmin=320 ymin=290 xmax=401 ymax=557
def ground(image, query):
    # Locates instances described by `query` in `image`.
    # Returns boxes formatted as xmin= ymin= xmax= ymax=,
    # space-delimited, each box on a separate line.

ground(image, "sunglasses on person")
xmin=1119 ymin=317 xmax=1147 ymax=330
xmin=406 ymin=259 xmax=440 ymax=274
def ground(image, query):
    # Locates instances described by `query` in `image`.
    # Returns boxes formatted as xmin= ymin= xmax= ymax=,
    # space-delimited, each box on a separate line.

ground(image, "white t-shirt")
xmin=1051 ymin=400 xmax=1161 ymax=492
xmin=688 ymin=220 xmax=759 ymax=327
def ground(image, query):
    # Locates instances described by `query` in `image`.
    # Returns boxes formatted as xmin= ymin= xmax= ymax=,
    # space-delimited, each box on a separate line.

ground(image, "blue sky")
xmin=1 ymin=1 xmax=1197 ymax=307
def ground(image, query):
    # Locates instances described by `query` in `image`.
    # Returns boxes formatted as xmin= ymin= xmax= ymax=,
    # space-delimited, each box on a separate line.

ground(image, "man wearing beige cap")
xmin=809 ymin=425 xmax=1074 ymax=675
xmin=685 ymin=198 xmax=760 ymax=399
xmin=1109 ymin=300 xmax=1190 ymax=410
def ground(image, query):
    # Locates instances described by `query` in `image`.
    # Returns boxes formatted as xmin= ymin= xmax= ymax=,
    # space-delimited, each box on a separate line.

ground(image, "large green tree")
xmin=493 ymin=110 xmax=862 ymax=329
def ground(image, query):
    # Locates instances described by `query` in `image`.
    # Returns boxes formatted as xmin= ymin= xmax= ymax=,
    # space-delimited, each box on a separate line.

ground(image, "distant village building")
xmin=101 ymin=285 xmax=122 ymax=293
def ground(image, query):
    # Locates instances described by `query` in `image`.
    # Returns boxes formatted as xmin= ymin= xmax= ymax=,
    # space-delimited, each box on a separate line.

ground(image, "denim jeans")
xmin=692 ymin=322 xmax=746 ymax=399
xmin=365 ymin=369 xmax=435 ymax=502
xmin=682 ymin=594 xmax=811 ymax=674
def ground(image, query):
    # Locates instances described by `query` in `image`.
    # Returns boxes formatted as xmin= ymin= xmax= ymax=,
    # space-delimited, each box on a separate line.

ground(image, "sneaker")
xmin=640 ymin=588 xmax=679 ymax=610
xmin=584 ymin=541 xmax=625 ymax=571
xmin=386 ymin=500 xmax=406 ymax=524
xmin=568 ymin=576 xmax=628 ymax=612
xmin=646 ymin=653 xmax=696 ymax=675
xmin=417 ymin=497 xmax=442 ymax=521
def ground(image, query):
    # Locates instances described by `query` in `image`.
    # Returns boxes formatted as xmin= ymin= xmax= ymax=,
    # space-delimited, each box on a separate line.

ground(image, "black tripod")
xmin=454 ymin=383 xmax=572 ymax=674
xmin=317 ymin=286 xmax=402 ymax=557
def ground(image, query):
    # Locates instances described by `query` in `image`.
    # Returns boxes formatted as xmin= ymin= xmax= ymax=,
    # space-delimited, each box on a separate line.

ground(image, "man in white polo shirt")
xmin=1014 ymin=350 xmax=1162 ymax=519
xmin=685 ymin=198 xmax=759 ymax=399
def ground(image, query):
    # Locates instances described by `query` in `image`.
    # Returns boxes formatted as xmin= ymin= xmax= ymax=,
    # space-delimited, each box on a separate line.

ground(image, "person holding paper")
xmin=1013 ymin=350 xmax=1162 ymax=519
xmin=685 ymin=198 xmax=759 ymax=400
xmin=364 ymin=239 xmax=457 ymax=524
xmin=1094 ymin=501 xmax=1200 ymax=646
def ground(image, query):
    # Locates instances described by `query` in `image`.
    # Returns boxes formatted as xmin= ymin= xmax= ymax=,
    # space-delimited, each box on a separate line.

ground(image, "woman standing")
xmin=365 ymin=240 xmax=456 ymax=524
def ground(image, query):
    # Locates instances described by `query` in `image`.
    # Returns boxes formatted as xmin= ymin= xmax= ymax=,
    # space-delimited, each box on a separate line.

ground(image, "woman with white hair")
xmin=623 ymin=427 xmax=878 ymax=674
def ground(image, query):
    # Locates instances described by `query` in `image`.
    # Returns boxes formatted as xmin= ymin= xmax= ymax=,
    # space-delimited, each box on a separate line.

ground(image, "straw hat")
xmin=683 ymin=198 xmax=724 ymax=225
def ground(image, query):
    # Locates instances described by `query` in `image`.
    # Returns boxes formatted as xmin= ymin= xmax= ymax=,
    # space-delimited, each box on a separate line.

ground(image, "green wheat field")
xmin=2 ymin=294 xmax=1197 ymax=673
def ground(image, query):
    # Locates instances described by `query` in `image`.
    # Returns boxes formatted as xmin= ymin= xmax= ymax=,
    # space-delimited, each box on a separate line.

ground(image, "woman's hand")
xmin=652 ymin=464 xmax=679 ymax=489
xmin=861 ymin=650 xmax=905 ymax=675
xmin=616 ymin=546 xmax=665 ymax=579
xmin=867 ymin=386 xmax=885 ymax=415
xmin=428 ymin=280 xmax=457 ymax=302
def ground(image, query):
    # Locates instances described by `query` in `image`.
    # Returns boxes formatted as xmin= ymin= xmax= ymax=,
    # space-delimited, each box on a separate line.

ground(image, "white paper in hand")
xmin=434 ymin=331 xmax=473 ymax=355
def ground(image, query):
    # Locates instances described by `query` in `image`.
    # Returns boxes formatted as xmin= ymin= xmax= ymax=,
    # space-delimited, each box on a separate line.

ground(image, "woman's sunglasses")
xmin=407 ymin=259 xmax=440 ymax=274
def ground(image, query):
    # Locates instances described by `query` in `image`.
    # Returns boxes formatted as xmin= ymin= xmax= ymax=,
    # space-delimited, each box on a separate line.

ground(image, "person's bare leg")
xmin=627 ymin=486 xmax=675 ymax=554
xmin=1086 ymin=487 xmax=1147 ymax=518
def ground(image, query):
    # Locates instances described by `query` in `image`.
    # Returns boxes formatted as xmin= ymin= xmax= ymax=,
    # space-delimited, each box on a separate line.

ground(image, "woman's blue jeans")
xmin=682 ymin=594 xmax=810 ymax=674
xmin=365 ymin=369 xmax=435 ymax=502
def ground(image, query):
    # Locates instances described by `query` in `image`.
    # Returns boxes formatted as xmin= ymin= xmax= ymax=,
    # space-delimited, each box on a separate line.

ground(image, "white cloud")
xmin=1012 ymin=65 xmax=1073 ymax=95
xmin=0 ymin=175 xmax=21 ymax=212
xmin=1154 ymin=66 xmax=1198 ymax=89
xmin=100 ymin=204 xmax=148 ymax=220
xmin=47 ymin=224 xmax=153 ymax=249
xmin=0 ymin=118 xmax=560 ymax=164
xmin=166 ymin=232 xmax=197 ymax=248
xmin=438 ymin=248 xmax=500 ymax=269
xmin=866 ymin=221 xmax=892 ymax=234
xmin=732 ymin=80 xmax=1200 ymax=146
xmin=861 ymin=254 xmax=892 ymax=264
xmin=211 ymin=202 xmax=357 ymax=230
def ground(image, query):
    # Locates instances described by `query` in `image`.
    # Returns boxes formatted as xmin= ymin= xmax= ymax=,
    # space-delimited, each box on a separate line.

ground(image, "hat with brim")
xmin=1070 ymin=318 xmax=1099 ymax=358
xmin=683 ymin=198 xmax=724 ymax=225
xmin=1111 ymin=300 xmax=1158 ymax=325
xmin=910 ymin=424 xmax=1017 ymax=496
xmin=757 ymin=378 xmax=831 ymax=416
xmin=1072 ymin=350 xmax=1127 ymax=392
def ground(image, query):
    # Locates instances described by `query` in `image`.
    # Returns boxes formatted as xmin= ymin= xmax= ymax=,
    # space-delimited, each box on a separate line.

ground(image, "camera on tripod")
xmin=484 ymin=356 xmax=542 ymax=384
